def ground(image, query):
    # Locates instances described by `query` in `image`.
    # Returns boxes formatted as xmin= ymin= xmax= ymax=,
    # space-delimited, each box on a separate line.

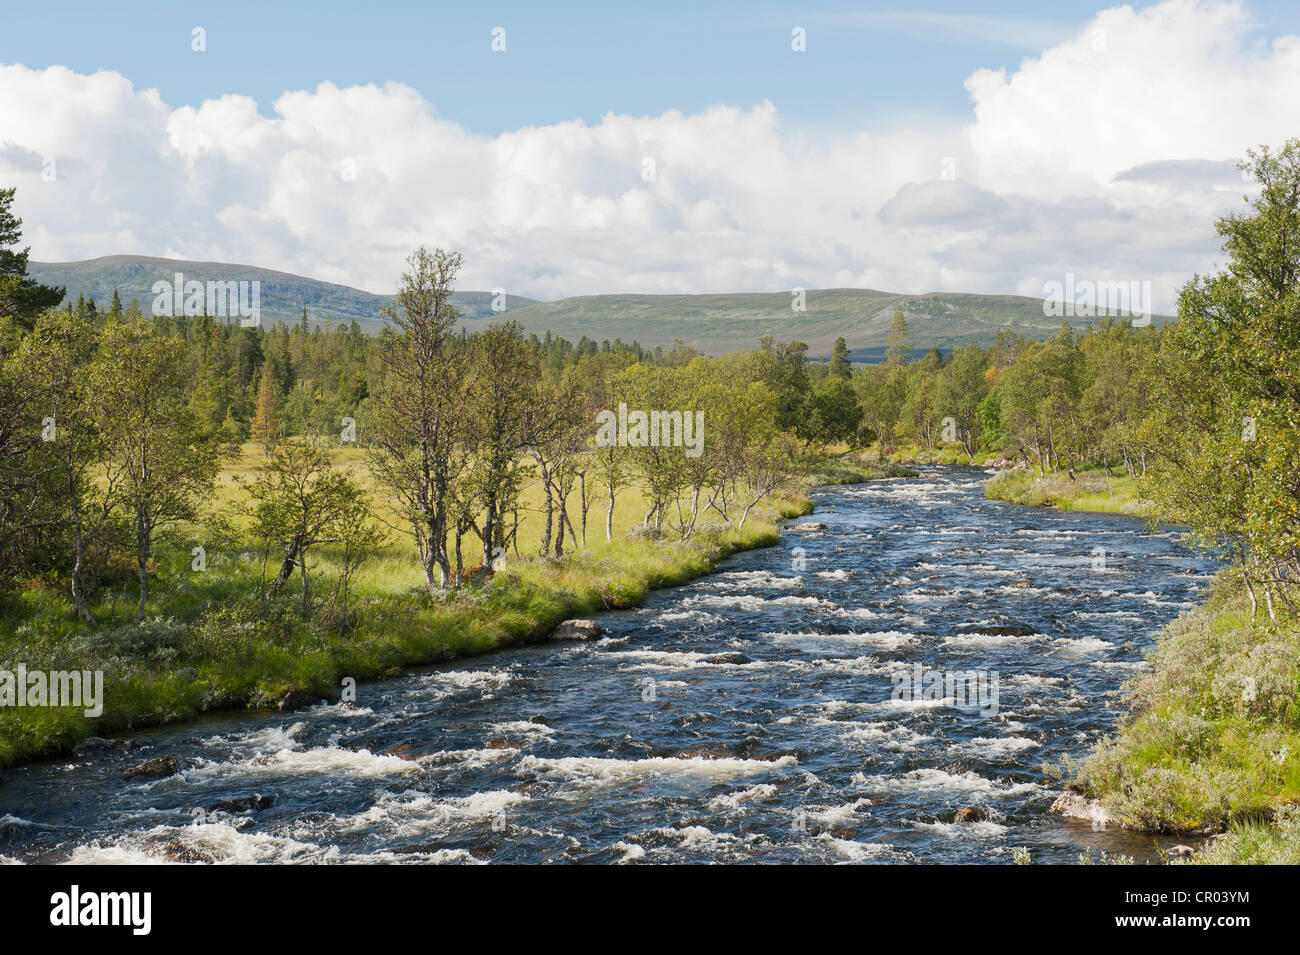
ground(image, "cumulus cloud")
xmin=0 ymin=0 xmax=1292 ymax=312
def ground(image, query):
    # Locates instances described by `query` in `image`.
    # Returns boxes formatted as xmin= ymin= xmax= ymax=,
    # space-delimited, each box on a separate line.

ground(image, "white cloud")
xmin=0 ymin=0 xmax=1292 ymax=313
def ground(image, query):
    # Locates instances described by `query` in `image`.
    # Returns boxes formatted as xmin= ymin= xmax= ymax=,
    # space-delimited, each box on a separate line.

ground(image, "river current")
xmin=0 ymin=467 xmax=1218 ymax=864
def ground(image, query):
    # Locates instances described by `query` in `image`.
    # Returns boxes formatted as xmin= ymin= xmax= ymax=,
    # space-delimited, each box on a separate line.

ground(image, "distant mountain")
xmin=500 ymin=289 xmax=1172 ymax=357
xmin=26 ymin=255 xmax=539 ymax=330
xmin=27 ymin=255 xmax=1170 ymax=356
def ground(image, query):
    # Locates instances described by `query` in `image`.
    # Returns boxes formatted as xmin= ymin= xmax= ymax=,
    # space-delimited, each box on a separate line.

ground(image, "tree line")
xmin=0 ymin=203 xmax=803 ymax=625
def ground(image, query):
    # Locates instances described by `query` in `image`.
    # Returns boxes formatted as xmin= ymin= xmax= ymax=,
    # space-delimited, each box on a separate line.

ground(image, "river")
xmin=0 ymin=467 xmax=1218 ymax=864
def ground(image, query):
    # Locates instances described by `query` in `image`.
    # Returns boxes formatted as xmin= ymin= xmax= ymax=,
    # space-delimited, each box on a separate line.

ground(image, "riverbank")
xmin=977 ymin=466 xmax=1300 ymax=862
xmin=983 ymin=468 xmax=1150 ymax=516
xmin=979 ymin=466 xmax=1300 ymax=863
xmin=1 ymin=492 xmax=822 ymax=768
xmin=798 ymin=458 xmax=919 ymax=486
xmin=1063 ymin=574 xmax=1300 ymax=863
xmin=0 ymin=447 xmax=919 ymax=769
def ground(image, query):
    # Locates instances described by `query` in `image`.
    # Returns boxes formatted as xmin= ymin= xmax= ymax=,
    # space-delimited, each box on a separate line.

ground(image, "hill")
xmin=501 ymin=288 xmax=1170 ymax=356
xmin=25 ymin=255 xmax=538 ymax=330
xmin=27 ymin=256 xmax=1170 ymax=355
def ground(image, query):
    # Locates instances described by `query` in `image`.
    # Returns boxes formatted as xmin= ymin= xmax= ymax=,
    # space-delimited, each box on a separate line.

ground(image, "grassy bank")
xmin=983 ymin=467 xmax=1300 ymax=862
xmin=0 ymin=515 xmax=802 ymax=768
xmin=984 ymin=468 xmax=1150 ymax=516
xmin=0 ymin=443 xmax=845 ymax=768
xmin=1063 ymin=575 xmax=1300 ymax=859
xmin=799 ymin=456 xmax=919 ymax=486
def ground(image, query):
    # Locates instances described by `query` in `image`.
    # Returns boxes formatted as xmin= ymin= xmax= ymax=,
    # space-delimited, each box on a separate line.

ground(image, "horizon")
xmin=26 ymin=252 xmax=1173 ymax=316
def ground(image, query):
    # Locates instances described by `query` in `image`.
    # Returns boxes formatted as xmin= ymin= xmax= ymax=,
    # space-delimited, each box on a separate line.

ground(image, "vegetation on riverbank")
xmin=799 ymin=456 xmax=918 ymax=486
xmin=1045 ymin=143 xmax=1300 ymax=863
xmin=1062 ymin=574 xmax=1300 ymax=862
xmin=984 ymin=468 xmax=1149 ymax=516
xmin=0 ymin=458 xmax=813 ymax=767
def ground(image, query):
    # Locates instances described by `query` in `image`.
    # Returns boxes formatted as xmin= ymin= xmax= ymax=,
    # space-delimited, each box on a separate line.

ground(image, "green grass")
xmin=984 ymin=467 xmax=1150 ymax=516
xmin=882 ymin=442 xmax=999 ymax=467
xmin=1183 ymin=807 xmax=1300 ymax=864
xmin=0 ymin=445 xmax=827 ymax=767
xmin=1065 ymin=574 xmax=1300 ymax=861
xmin=799 ymin=452 xmax=918 ymax=486
xmin=0 ymin=520 xmax=798 ymax=767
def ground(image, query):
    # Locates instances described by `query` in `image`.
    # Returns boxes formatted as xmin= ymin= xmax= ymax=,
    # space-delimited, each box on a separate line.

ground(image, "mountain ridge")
xmin=26 ymin=255 xmax=1170 ymax=356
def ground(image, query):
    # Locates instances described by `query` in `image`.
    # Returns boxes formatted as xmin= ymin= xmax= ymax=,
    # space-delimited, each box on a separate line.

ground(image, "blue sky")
xmin=4 ymin=0 xmax=1292 ymax=135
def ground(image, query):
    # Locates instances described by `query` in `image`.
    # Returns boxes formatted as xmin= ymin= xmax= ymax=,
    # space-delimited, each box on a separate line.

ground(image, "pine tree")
xmin=0 ymin=187 xmax=65 ymax=329
xmin=830 ymin=337 xmax=852 ymax=379
xmin=251 ymin=365 xmax=279 ymax=455
xmin=885 ymin=308 xmax=910 ymax=367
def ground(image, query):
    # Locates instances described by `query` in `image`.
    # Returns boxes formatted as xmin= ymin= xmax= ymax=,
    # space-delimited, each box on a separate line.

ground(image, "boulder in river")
xmin=548 ymin=619 xmax=609 ymax=641
xmin=73 ymin=736 xmax=134 ymax=757
xmin=122 ymin=755 xmax=180 ymax=781
xmin=383 ymin=741 xmax=426 ymax=761
xmin=1050 ymin=792 xmax=1112 ymax=828
xmin=789 ymin=521 xmax=828 ymax=531
xmin=210 ymin=794 xmax=276 ymax=813
xmin=963 ymin=625 xmax=1034 ymax=636
xmin=953 ymin=806 xmax=990 ymax=824
xmin=152 ymin=838 xmax=216 ymax=864
xmin=277 ymin=690 xmax=326 ymax=712
xmin=702 ymin=652 xmax=754 ymax=665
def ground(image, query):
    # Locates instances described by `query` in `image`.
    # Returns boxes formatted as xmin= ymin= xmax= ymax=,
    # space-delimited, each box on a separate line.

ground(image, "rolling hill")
xmin=498 ymin=288 xmax=1170 ymax=357
xmin=27 ymin=256 xmax=1170 ymax=357
xmin=26 ymin=255 xmax=539 ymax=330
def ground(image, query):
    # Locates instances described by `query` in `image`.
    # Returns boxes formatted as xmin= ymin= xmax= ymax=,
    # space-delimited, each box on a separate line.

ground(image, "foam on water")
xmin=518 ymin=754 xmax=797 ymax=786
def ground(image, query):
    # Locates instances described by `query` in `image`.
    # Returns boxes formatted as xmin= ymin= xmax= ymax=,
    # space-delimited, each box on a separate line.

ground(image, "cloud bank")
xmin=0 ymin=0 xmax=1294 ymax=311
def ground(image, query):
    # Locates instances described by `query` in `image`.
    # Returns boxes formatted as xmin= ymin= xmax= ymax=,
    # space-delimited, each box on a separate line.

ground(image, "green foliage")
xmin=0 ymin=188 xmax=64 ymax=330
xmin=1139 ymin=141 xmax=1300 ymax=608
xmin=1073 ymin=576 xmax=1300 ymax=836
xmin=0 ymin=502 xmax=795 ymax=767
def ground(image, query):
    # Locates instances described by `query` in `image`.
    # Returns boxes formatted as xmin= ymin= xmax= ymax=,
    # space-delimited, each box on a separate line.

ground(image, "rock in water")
xmin=209 ymin=794 xmax=276 ymax=813
xmin=73 ymin=736 xmax=133 ymax=757
xmin=954 ymin=806 xmax=989 ymax=823
xmin=277 ymin=690 xmax=326 ymax=712
xmin=122 ymin=755 xmax=180 ymax=781
xmin=789 ymin=522 xmax=828 ymax=531
xmin=549 ymin=619 xmax=609 ymax=641
xmin=1050 ymin=792 xmax=1112 ymax=828
xmin=702 ymin=652 xmax=754 ymax=665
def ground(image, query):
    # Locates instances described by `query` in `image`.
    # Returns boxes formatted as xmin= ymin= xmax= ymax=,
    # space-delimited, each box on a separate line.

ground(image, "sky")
xmin=2 ymin=0 xmax=1299 ymax=310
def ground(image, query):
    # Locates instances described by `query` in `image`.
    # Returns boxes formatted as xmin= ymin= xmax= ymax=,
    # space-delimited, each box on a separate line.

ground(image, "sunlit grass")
xmin=984 ymin=467 xmax=1150 ymax=516
xmin=0 ymin=442 xmax=817 ymax=765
